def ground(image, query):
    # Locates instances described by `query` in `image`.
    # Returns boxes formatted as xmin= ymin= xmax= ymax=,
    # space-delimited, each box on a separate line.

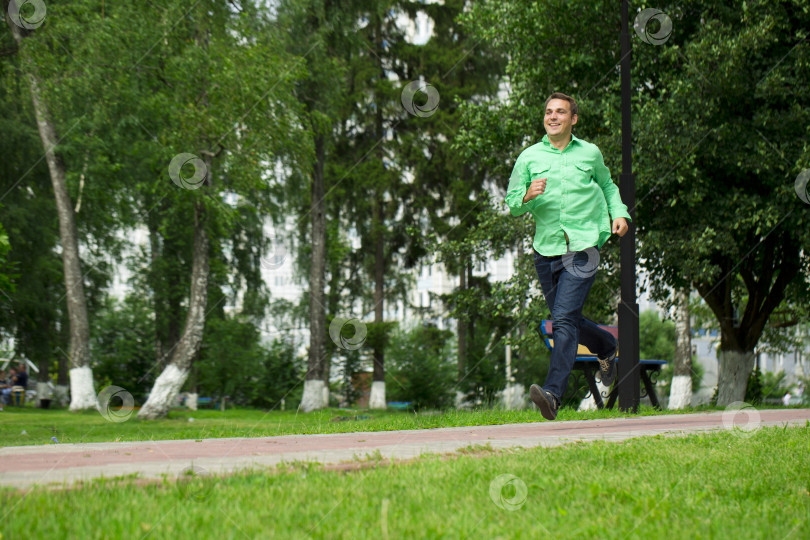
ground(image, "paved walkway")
xmin=2 ymin=409 xmax=808 ymax=488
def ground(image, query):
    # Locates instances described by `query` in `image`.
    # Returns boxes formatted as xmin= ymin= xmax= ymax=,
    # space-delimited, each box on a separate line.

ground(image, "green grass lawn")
xmin=2 ymin=425 xmax=808 ymax=539
xmin=0 ymin=403 xmax=720 ymax=448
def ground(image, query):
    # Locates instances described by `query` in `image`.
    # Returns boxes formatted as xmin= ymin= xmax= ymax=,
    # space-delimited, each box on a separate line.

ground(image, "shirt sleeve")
xmin=506 ymin=153 xmax=533 ymax=216
xmin=593 ymin=149 xmax=632 ymax=222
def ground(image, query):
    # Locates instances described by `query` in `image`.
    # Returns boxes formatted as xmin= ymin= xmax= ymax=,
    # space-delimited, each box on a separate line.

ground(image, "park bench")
xmin=386 ymin=401 xmax=412 ymax=410
xmin=9 ymin=385 xmax=26 ymax=406
xmin=539 ymin=319 xmax=666 ymax=409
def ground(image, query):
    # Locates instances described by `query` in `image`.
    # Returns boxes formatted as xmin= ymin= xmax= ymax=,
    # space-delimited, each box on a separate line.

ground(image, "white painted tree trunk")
xmin=500 ymin=383 xmax=526 ymax=410
xmin=669 ymin=289 xmax=693 ymax=410
xmin=7 ymin=19 xmax=97 ymax=411
xmin=579 ymin=380 xmax=610 ymax=411
xmin=455 ymin=390 xmax=472 ymax=410
xmin=302 ymin=135 xmax=327 ymax=413
xmin=716 ymin=350 xmax=755 ymax=406
xmin=138 ymin=364 xmax=190 ymax=419
xmin=68 ymin=366 xmax=98 ymax=410
xmin=36 ymin=381 xmax=52 ymax=407
xmin=368 ymin=381 xmax=386 ymax=409
xmin=300 ymin=379 xmax=326 ymax=412
xmin=669 ymin=375 xmax=693 ymax=409
xmin=186 ymin=392 xmax=198 ymax=411
xmin=139 ymin=198 xmax=209 ymax=420
xmin=322 ymin=382 xmax=330 ymax=408
xmin=54 ymin=384 xmax=70 ymax=407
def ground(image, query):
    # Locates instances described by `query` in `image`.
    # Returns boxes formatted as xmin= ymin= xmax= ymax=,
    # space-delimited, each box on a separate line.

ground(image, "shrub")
xmin=196 ymin=317 xmax=304 ymax=408
xmin=385 ymin=324 xmax=456 ymax=410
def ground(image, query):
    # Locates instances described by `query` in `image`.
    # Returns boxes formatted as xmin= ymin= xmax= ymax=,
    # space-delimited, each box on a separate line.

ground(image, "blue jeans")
xmin=533 ymin=248 xmax=617 ymax=401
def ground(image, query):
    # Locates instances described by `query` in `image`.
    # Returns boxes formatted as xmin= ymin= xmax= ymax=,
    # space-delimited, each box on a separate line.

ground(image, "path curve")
xmin=1 ymin=409 xmax=807 ymax=488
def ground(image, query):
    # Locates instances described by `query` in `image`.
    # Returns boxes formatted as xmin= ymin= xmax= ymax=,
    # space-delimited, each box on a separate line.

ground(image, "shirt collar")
xmin=541 ymin=133 xmax=581 ymax=148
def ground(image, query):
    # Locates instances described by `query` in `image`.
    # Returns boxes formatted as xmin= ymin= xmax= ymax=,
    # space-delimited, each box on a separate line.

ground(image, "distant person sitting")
xmin=14 ymin=364 xmax=28 ymax=389
xmin=0 ymin=369 xmax=7 ymax=410
xmin=3 ymin=365 xmax=28 ymax=406
xmin=1 ymin=367 xmax=17 ymax=406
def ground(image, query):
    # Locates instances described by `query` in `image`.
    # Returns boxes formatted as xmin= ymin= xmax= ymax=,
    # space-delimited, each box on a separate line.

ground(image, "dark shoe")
xmin=597 ymin=350 xmax=617 ymax=387
xmin=530 ymin=384 xmax=558 ymax=421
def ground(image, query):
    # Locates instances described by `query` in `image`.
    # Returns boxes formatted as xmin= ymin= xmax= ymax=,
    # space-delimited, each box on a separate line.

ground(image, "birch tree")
xmin=669 ymin=289 xmax=692 ymax=409
xmin=5 ymin=0 xmax=97 ymax=409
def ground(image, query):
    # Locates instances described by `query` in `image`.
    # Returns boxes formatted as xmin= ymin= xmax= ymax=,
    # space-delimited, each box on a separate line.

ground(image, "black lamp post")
xmin=618 ymin=0 xmax=641 ymax=411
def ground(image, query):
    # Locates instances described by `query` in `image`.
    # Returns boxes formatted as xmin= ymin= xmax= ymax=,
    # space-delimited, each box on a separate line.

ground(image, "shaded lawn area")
xmin=0 ymin=404 xmax=721 ymax=448
xmin=2 ymin=426 xmax=808 ymax=539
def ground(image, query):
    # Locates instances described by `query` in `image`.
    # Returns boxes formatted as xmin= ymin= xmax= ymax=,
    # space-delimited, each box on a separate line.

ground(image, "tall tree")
xmin=29 ymin=0 xmax=303 ymax=418
xmin=5 ymin=1 xmax=97 ymax=409
xmin=395 ymin=0 xmax=503 ymax=397
xmin=276 ymin=0 xmax=354 ymax=412
xmin=134 ymin=1 xmax=300 ymax=418
xmin=634 ymin=0 xmax=810 ymax=404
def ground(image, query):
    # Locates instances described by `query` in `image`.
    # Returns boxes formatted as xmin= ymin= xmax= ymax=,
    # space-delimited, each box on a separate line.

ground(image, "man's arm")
xmin=593 ymin=149 xmax=631 ymax=222
xmin=505 ymin=154 xmax=533 ymax=216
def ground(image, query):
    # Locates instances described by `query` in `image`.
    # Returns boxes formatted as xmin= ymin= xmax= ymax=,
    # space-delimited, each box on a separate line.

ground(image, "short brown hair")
xmin=544 ymin=92 xmax=577 ymax=116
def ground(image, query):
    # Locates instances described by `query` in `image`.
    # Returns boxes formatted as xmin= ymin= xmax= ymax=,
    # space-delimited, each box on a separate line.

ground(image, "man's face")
xmin=544 ymin=98 xmax=577 ymax=139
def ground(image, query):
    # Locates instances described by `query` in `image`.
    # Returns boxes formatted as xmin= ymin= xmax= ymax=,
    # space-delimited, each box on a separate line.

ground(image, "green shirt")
xmin=506 ymin=134 xmax=631 ymax=256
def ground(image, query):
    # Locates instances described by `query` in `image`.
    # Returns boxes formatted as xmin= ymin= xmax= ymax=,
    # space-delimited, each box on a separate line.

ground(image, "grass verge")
xmin=2 ymin=425 xmax=808 ymax=539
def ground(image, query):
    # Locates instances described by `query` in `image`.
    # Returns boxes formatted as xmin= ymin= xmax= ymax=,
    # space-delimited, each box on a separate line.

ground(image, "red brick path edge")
xmin=1 ymin=409 xmax=807 ymax=489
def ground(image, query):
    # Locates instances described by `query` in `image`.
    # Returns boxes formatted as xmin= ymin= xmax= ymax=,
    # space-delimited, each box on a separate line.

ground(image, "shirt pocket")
xmin=527 ymin=165 xmax=551 ymax=187
xmin=573 ymin=163 xmax=595 ymax=185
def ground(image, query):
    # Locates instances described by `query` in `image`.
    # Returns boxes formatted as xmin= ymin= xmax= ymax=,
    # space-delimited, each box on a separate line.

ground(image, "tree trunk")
xmin=138 ymin=197 xmax=210 ymax=419
xmin=695 ymin=232 xmax=800 ymax=408
xmin=56 ymin=323 xmax=69 ymax=407
xmin=6 ymin=18 xmax=97 ymax=410
xmin=669 ymin=289 xmax=693 ymax=409
xmin=716 ymin=349 xmax=755 ymax=406
xmin=300 ymin=134 xmax=328 ymax=412
xmin=369 ymin=194 xmax=386 ymax=409
xmin=165 ymin=234 xmax=183 ymax=368
xmin=457 ymin=259 xmax=466 ymax=382
xmin=455 ymin=258 xmax=472 ymax=408
xmin=36 ymin=352 xmax=51 ymax=407
xmin=368 ymin=11 xmax=386 ymax=411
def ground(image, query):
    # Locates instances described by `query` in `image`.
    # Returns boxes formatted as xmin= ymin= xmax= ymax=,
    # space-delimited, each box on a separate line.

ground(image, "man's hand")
xmin=612 ymin=217 xmax=629 ymax=237
xmin=522 ymin=177 xmax=547 ymax=203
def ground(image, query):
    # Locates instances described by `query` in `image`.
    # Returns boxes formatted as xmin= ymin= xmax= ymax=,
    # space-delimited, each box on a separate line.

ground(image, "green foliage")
xmin=250 ymin=339 xmax=305 ymax=410
xmin=510 ymin=330 xmax=550 ymax=390
xmin=631 ymin=0 xmax=810 ymax=353
xmin=638 ymin=311 xmax=707 ymax=401
xmin=91 ymin=295 xmax=157 ymax=403
xmin=0 ymin=219 xmax=14 ymax=298
xmin=196 ymin=318 xmax=303 ymax=409
xmin=759 ymin=370 xmax=790 ymax=402
xmin=385 ymin=324 xmax=456 ymax=409
xmin=639 ymin=311 xmax=676 ymax=362
xmin=363 ymin=321 xmax=398 ymax=355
